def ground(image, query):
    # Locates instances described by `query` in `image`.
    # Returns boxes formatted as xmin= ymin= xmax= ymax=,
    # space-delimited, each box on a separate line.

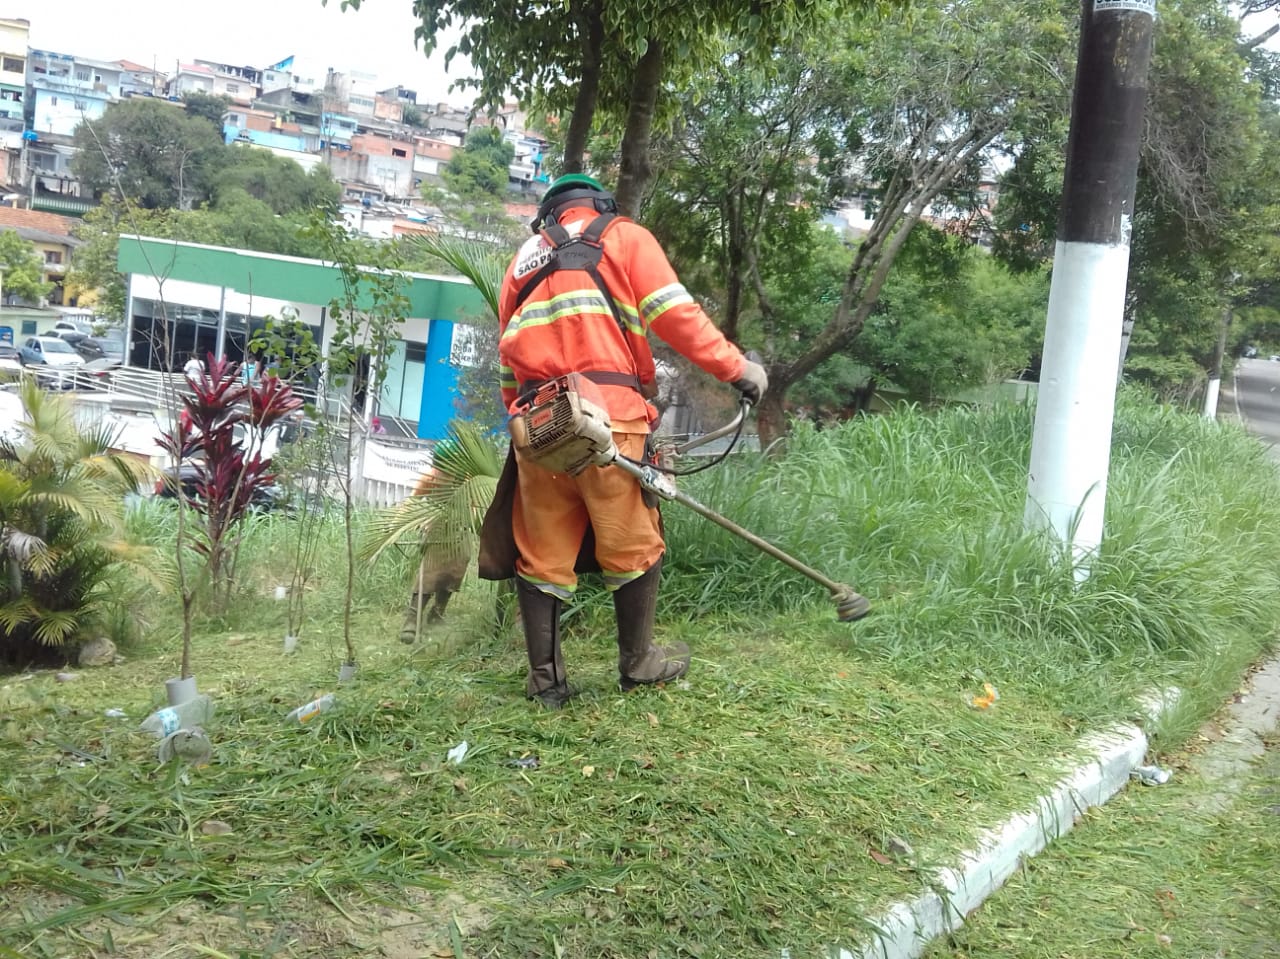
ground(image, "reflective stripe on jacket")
xmin=497 ymin=204 xmax=748 ymax=424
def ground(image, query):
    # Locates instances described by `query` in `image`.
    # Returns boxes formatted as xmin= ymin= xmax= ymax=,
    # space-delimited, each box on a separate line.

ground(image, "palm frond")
xmin=0 ymin=595 xmax=41 ymax=631
xmin=76 ymin=419 xmax=127 ymax=459
xmin=361 ymin=420 xmax=504 ymax=566
xmin=24 ymin=479 xmax=121 ymax=532
xmin=0 ymin=469 xmax=31 ymax=509
xmin=80 ymin=450 xmax=160 ymax=494
xmin=1 ymin=527 xmax=50 ymax=568
xmin=408 ymin=234 xmax=505 ymax=322
xmin=432 ymin=420 xmax=504 ymax=483
xmin=358 ymin=495 xmax=440 ymax=564
xmin=33 ymin=609 xmax=79 ymax=646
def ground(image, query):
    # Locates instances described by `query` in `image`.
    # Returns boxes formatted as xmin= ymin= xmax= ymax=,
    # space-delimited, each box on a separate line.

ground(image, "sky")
xmin=12 ymin=0 xmax=471 ymax=104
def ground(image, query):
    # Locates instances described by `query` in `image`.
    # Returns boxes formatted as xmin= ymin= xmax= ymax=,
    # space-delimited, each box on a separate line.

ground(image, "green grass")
xmin=1 ymin=391 xmax=1279 ymax=958
xmin=923 ymin=734 xmax=1280 ymax=958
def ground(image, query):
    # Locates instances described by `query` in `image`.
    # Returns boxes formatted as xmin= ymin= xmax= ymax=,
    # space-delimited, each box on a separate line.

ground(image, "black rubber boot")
xmin=517 ymin=578 xmax=574 ymax=708
xmin=399 ymin=595 xmax=422 ymax=645
xmin=615 ymin=559 xmax=689 ymax=691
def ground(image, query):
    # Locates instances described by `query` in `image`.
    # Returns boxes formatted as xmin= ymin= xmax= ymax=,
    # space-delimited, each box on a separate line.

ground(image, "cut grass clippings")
xmin=2 ymin=390 xmax=1280 ymax=957
xmin=0 ymin=605 xmax=1084 ymax=958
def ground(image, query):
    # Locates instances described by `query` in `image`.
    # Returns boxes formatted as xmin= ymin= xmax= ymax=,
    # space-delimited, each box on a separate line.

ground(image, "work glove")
xmin=731 ymin=359 xmax=768 ymax=406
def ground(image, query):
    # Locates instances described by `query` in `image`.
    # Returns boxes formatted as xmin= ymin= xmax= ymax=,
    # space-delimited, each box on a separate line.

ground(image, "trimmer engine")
xmin=509 ymin=375 xmax=617 ymax=475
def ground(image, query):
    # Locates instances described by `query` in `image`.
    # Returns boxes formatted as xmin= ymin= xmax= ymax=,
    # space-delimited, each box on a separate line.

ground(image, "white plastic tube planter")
xmin=165 ymin=675 xmax=199 ymax=706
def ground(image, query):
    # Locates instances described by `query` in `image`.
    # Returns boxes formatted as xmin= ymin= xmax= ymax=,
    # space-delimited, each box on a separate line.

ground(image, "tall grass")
xmin=4 ymin=391 xmax=1278 ymax=958
xmin=123 ymin=499 xmax=419 ymax=651
xmin=660 ymin=391 xmax=1280 ymax=733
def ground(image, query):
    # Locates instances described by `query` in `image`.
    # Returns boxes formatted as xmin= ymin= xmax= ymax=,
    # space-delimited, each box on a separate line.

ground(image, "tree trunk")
xmin=757 ymin=127 xmax=998 ymax=441
xmin=754 ymin=381 xmax=791 ymax=454
xmin=614 ymin=39 xmax=664 ymax=217
xmin=723 ymin=191 xmax=745 ymax=343
xmin=562 ymin=0 xmax=604 ymax=173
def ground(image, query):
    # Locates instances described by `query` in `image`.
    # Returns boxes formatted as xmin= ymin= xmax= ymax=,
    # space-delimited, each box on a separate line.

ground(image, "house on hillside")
xmin=23 ymin=49 xmax=122 ymax=213
xmin=27 ymin=50 xmax=121 ymax=136
xmin=0 ymin=17 xmax=26 ymax=157
xmin=168 ymin=62 xmax=260 ymax=105
xmin=115 ymin=60 xmax=166 ymax=98
xmin=0 ymin=205 xmax=81 ymax=305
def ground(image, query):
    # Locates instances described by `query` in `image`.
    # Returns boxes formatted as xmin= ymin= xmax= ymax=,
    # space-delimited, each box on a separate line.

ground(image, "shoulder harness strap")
xmin=512 ymin=213 xmax=626 ymax=332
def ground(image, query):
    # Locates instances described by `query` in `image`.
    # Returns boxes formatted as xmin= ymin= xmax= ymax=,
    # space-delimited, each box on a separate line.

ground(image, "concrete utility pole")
xmin=1025 ymin=0 xmax=1156 ymax=574
xmin=1204 ymin=305 xmax=1231 ymax=419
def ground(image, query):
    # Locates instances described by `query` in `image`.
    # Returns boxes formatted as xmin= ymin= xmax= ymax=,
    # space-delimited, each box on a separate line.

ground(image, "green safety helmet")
xmin=532 ymin=173 xmax=617 ymax=230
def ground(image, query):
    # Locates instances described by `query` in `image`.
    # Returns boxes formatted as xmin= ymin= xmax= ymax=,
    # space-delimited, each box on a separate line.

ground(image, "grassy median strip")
xmin=924 ymin=728 xmax=1280 ymax=958
xmin=2 ymin=390 xmax=1279 ymax=958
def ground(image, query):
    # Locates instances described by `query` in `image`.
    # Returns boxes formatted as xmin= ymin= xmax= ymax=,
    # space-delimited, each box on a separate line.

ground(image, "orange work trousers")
xmin=512 ymin=430 xmax=663 ymax=599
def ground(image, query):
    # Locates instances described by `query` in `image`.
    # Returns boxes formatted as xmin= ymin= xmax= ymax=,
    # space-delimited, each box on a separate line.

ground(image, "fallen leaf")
xmin=452 ymin=778 xmax=467 ymax=792
xmin=547 ymin=857 xmax=569 ymax=870
xmin=91 ymin=803 xmax=111 ymax=821
xmin=1155 ymin=933 xmax=1173 ymax=947
xmin=200 ymin=820 xmax=233 ymax=836
xmin=647 ymin=712 xmax=659 ymax=728
xmin=869 ymin=849 xmax=893 ymax=866
xmin=582 ymin=765 xmax=595 ymax=778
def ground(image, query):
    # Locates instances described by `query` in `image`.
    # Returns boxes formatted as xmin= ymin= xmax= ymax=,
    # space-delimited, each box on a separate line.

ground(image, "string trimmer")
xmin=509 ymin=374 xmax=870 ymax=622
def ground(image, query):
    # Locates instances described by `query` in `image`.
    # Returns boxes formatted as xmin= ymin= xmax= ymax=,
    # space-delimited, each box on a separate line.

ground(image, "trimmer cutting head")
xmin=833 ymin=586 xmax=871 ymax=622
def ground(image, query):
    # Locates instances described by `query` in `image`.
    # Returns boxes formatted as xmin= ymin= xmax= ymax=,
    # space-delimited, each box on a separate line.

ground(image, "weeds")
xmin=1 ymin=392 xmax=1278 ymax=957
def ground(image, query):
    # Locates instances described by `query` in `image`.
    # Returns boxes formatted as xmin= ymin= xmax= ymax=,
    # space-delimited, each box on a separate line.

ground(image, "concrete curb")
xmin=849 ymin=694 xmax=1178 ymax=959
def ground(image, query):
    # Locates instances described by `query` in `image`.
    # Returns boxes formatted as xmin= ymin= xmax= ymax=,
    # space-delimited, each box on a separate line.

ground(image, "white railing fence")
xmin=9 ymin=366 xmax=430 ymax=506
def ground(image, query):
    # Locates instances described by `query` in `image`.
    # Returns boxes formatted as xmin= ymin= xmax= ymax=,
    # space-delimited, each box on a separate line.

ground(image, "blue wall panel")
xmin=417 ymin=320 xmax=461 ymax=439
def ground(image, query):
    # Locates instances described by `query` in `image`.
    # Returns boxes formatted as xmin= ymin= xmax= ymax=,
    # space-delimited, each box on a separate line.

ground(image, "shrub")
xmin=0 ymin=382 xmax=160 ymax=668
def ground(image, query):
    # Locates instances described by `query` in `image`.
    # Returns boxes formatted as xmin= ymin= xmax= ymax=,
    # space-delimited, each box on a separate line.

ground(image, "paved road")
xmin=1233 ymin=357 xmax=1280 ymax=458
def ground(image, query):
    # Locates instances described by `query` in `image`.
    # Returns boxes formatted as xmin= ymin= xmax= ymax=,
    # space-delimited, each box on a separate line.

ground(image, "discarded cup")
xmin=1131 ymin=765 xmax=1172 ymax=786
xmin=446 ymin=741 xmax=469 ymax=765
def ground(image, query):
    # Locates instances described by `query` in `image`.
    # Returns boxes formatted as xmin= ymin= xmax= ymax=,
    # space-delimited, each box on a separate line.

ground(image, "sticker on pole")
xmin=1093 ymin=0 xmax=1155 ymax=13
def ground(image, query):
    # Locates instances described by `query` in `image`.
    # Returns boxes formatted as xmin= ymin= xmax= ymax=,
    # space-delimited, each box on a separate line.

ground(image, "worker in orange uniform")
xmin=399 ymin=461 xmax=469 ymax=644
xmin=495 ymin=173 xmax=768 ymax=708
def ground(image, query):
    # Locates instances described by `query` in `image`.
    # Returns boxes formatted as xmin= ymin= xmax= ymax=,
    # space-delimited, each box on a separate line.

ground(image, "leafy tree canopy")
xmin=212 ymin=147 xmax=342 ymax=215
xmin=994 ymin=0 xmax=1280 ymax=397
xmin=0 ymin=231 xmax=55 ymax=304
xmin=182 ymin=90 xmax=232 ymax=128
xmin=71 ymin=98 xmax=227 ymax=209
xmin=336 ymin=0 xmax=871 ymax=211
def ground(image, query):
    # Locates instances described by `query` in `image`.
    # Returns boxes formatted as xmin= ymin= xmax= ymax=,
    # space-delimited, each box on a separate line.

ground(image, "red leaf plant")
xmin=157 ymin=354 xmax=303 ymax=605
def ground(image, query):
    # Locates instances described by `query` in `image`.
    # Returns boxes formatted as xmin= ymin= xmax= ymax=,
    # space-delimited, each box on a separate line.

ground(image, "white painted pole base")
xmin=1203 ymin=376 xmax=1220 ymax=420
xmin=1025 ymin=240 xmax=1132 ymax=574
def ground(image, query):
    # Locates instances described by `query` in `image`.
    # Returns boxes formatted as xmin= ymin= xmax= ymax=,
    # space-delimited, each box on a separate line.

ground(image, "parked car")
xmin=54 ymin=319 xmax=94 ymax=336
xmin=53 ymin=320 xmax=93 ymax=348
xmin=19 ymin=336 xmax=86 ymax=387
xmin=153 ymin=463 xmax=292 ymax=513
xmin=0 ymin=343 xmax=22 ymax=373
xmin=77 ymin=331 xmax=127 ymax=365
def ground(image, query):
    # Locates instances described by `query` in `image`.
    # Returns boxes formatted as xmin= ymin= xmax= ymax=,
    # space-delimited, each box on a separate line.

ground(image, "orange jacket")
xmin=497 ymin=204 xmax=748 ymax=425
